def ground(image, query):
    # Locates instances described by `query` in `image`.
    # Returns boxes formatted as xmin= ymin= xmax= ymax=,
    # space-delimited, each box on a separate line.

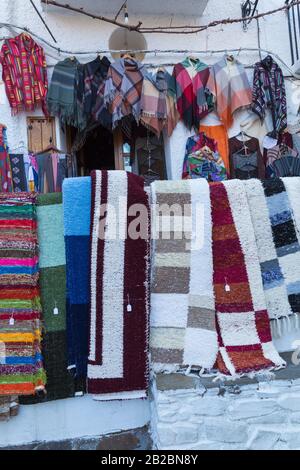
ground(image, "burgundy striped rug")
xmin=88 ymin=170 xmax=150 ymax=400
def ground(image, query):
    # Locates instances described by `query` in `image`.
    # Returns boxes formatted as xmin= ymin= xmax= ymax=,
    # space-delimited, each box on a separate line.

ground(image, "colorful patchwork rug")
xmin=0 ymin=193 xmax=46 ymax=395
xmin=245 ymin=178 xmax=300 ymax=324
xmin=63 ymin=177 xmax=91 ymax=385
xmin=20 ymin=193 xmax=76 ymax=404
xmin=151 ymin=180 xmax=218 ymax=373
xmin=210 ymin=181 xmax=285 ymax=376
xmin=88 ymin=170 xmax=150 ymax=400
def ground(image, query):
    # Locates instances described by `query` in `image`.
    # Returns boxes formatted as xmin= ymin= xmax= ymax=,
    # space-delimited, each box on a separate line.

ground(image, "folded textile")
xmin=20 ymin=193 xmax=76 ymax=404
xmin=0 ymin=193 xmax=46 ymax=395
xmin=88 ymin=171 xmax=150 ymax=399
xmin=210 ymin=180 xmax=285 ymax=376
xmin=151 ymin=180 xmax=218 ymax=372
xmin=245 ymin=178 xmax=300 ymax=323
xmin=63 ymin=177 xmax=91 ymax=383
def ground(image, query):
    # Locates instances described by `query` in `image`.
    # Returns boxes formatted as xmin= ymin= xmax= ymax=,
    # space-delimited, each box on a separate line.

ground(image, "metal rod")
xmin=286 ymin=3 xmax=295 ymax=64
xmin=292 ymin=2 xmax=299 ymax=60
xmin=29 ymin=0 xmax=57 ymax=43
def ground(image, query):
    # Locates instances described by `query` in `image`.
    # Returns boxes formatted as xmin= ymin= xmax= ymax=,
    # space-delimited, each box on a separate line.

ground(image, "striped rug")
xmin=88 ymin=170 xmax=150 ymax=400
xmin=210 ymin=181 xmax=285 ymax=376
xmin=20 ymin=193 xmax=76 ymax=404
xmin=0 ymin=193 xmax=46 ymax=396
xmin=150 ymin=180 xmax=218 ymax=373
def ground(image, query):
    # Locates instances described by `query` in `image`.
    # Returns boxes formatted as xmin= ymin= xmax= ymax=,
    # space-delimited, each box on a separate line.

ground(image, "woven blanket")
xmin=88 ymin=170 xmax=150 ymax=400
xmin=63 ymin=177 xmax=91 ymax=385
xmin=20 ymin=193 xmax=76 ymax=404
xmin=0 ymin=193 xmax=46 ymax=395
xmin=210 ymin=181 xmax=285 ymax=376
xmin=151 ymin=180 xmax=218 ymax=373
xmin=245 ymin=178 xmax=300 ymax=323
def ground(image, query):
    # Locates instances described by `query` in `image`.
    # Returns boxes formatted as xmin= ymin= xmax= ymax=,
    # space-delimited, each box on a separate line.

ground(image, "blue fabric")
xmin=63 ymin=177 xmax=91 ymax=381
xmin=0 ymin=265 xmax=39 ymax=275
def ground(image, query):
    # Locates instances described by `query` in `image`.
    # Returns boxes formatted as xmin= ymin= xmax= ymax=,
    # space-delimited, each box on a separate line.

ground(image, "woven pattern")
xmin=210 ymin=181 xmax=285 ymax=375
xmin=151 ymin=180 xmax=218 ymax=372
xmin=0 ymin=193 xmax=46 ymax=395
xmin=245 ymin=178 xmax=300 ymax=320
xmin=88 ymin=171 xmax=150 ymax=399
xmin=20 ymin=193 xmax=76 ymax=404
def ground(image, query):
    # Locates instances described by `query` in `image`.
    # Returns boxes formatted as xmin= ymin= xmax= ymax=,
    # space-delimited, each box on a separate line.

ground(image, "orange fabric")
xmin=200 ymin=124 xmax=230 ymax=174
xmin=0 ymin=383 xmax=36 ymax=395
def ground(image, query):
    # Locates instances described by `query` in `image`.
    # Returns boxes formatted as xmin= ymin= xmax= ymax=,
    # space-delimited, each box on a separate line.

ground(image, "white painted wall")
xmin=0 ymin=0 xmax=299 ymax=447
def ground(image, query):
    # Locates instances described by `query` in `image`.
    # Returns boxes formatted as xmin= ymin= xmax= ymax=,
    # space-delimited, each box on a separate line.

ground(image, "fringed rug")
xmin=20 ymin=193 xmax=76 ymax=404
xmin=63 ymin=177 xmax=91 ymax=387
xmin=88 ymin=170 xmax=150 ymax=400
xmin=210 ymin=181 xmax=285 ymax=376
xmin=151 ymin=180 xmax=218 ymax=373
xmin=0 ymin=193 xmax=46 ymax=395
xmin=245 ymin=178 xmax=300 ymax=328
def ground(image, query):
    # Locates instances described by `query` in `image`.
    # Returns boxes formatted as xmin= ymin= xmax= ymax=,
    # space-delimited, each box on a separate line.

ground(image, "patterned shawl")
xmin=171 ymin=57 xmax=214 ymax=130
xmin=207 ymin=56 xmax=252 ymax=130
xmin=104 ymin=58 xmax=146 ymax=129
xmin=0 ymin=33 xmax=48 ymax=116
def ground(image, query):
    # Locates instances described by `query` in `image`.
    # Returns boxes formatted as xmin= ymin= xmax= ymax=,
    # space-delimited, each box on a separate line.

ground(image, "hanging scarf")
xmin=104 ymin=58 xmax=146 ymax=129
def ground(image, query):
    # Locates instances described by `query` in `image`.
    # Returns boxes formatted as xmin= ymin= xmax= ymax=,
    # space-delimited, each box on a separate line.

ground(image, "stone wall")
xmin=151 ymin=359 xmax=300 ymax=450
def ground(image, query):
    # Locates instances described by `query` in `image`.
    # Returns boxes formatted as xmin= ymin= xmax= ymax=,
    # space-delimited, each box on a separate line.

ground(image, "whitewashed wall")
xmin=0 ymin=0 xmax=299 ymax=448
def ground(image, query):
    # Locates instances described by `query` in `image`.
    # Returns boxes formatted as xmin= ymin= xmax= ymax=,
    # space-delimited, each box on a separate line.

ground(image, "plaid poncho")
xmin=0 ymin=33 xmax=48 ymax=116
xmin=171 ymin=57 xmax=214 ymax=130
xmin=104 ymin=58 xmax=146 ymax=129
xmin=140 ymin=69 xmax=179 ymax=137
xmin=47 ymin=58 xmax=85 ymax=129
xmin=207 ymin=56 xmax=252 ymax=130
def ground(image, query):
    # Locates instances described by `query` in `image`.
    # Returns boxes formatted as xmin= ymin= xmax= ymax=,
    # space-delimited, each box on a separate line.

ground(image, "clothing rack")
xmin=0 ymin=21 xmax=297 ymax=77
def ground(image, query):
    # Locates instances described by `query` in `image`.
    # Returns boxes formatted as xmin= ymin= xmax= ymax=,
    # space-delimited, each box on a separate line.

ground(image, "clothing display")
xmin=265 ymin=143 xmax=300 ymax=178
xmin=88 ymin=171 xmax=150 ymax=399
xmin=252 ymin=55 xmax=287 ymax=138
xmin=245 ymin=178 xmax=300 ymax=322
xmin=207 ymin=56 xmax=252 ymax=130
xmin=104 ymin=58 xmax=146 ymax=129
xmin=229 ymin=136 xmax=265 ymax=180
xmin=0 ymin=193 xmax=46 ymax=396
xmin=151 ymin=180 xmax=218 ymax=372
xmin=9 ymin=154 xmax=27 ymax=192
xmin=140 ymin=69 xmax=179 ymax=137
xmin=0 ymin=125 xmax=12 ymax=192
xmin=0 ymin=33 xmax=48 ymax=115
xmin=171 ymin=57 xmax=214 ymax=130
xmin=19 ymin=194 xmax=76 ymax=404
xmin=199 ymin=124 xmax=230 ymax=173
xmin=182 ymin=132 xmax=227 ymax=181
xmin=210 ymin=180 xmax=285 ymax=375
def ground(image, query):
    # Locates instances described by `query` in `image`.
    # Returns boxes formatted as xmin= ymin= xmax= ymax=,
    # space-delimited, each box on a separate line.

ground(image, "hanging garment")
xmin=207 ymin=56 xmax=252 ymax=130
xmin=239 ymin=114 xmax=269 ymax=153
xmin=171 ymin=57 xmax=214 ymax=130
xmin=200 ymin=124 xmax=230 ymax=173
xmin=252 ymin=55 xmax=287 ymax=138
xmin=0 ymin=33 xmax=48 ymax=116
xmin=210 ymin=180 xmax=285 ymax=376
xmin=47 ymin=58 xmax=84 ymax=128
xmin=245 ymin=178 xmax=300 ymax=324
xmin=151 ymin=179 xmax=218 ymax=373
xmin=0 ymin=126 xmax=13 ymax=192
xmin=265 ymin=144 xmax=300 ymax=178
xmin=140 ymin=69 xmax=179 ymax=137
xmin=77 ymin=56 xmax=111 ymax=130
xmin=19 ymin=193 xmax=77 ymax=404
xmin=229 ymin=136 xmax=265 ymax=180
xmin=9 ymin=154 xmax=28 ymax=192
xmin=135 ymin=134 xmax=167 ymax=183
xmin=88 ymin=171 xmax=150 ymax=399
xmin=104 ymin=58 xmax=146 ymax=129
xmin=182 ymin=133 xmax=227 ymax=181
xmin=0 ymin=193 xmax=46 ymax=396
